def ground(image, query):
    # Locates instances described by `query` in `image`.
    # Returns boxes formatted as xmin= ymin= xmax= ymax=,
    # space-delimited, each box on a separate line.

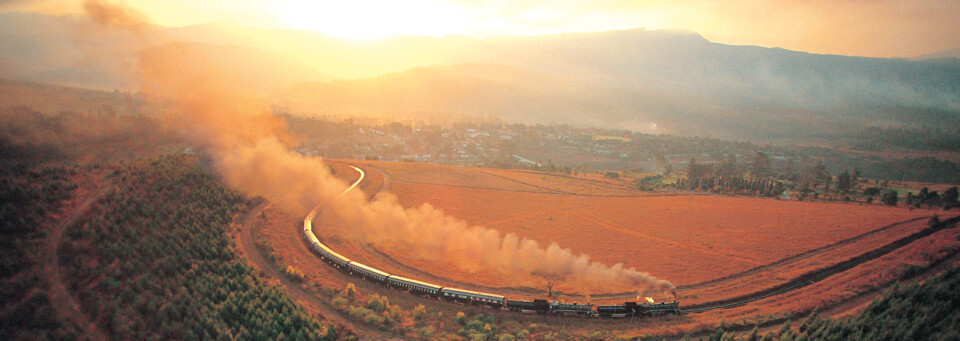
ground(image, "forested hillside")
xmin=57 ymin=154 xmax=336 ymax=340
xmin=0 ymin=143 xmax=81 ymax=339
xmin=0 ymin=152 xmax=339 ymax=340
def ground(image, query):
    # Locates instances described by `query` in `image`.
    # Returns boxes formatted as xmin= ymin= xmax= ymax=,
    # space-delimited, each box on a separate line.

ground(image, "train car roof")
xmin=347 ymin=261 xmax=391 ymax=277
xmin=327 ymin=249 xmax=351 ymax=263
xmin=387 ymin=275 xmax=443 ymax=290
xmin=441 ymin=287 xmax=505 ymax=299
xmin=551 ymin=302 xmax=593 ymax=306
xmin=314 ymin=240 xmax=349 ymax=262
xmin=312 ymin=241 xmax=334 ymax=254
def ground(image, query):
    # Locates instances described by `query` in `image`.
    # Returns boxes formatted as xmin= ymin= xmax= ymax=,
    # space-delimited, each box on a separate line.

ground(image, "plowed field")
xmin=356 ymin=162 xmax=928 ymax=284
xmin=252 ymin=159 xmax=960 ymax=338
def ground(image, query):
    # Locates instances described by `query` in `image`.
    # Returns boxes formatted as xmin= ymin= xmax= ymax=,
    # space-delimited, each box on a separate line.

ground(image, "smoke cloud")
xmin=326 ymin=191 xmax=675 ymax=295
xmin=83 ymin=0 xmax=150 ymax=31
xmin=82 ymin=0 xmax=675 ymax=297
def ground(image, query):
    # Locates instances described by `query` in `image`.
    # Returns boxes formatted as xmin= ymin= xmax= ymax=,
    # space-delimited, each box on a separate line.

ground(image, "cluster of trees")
xmin=320 ymin=281 xmax=461 ymax=339
xmin=674 ymin=155 xmax=788 ymax=197
xmin=672 ymin=150 xmax=960 ymax=207
xmin=677 ymin=176 xmax=787 ymax=197
xmin=456 ymin=314 xmax=500 ymax=340
xmin=863 ymin=186 xmax=959 ymax=208
xmin=0 ymin=151 xmax=82 ymax=340
xmin=904 ymin=187 xmax=960 ymax=209
xmin=0 ymin=107 xmax=177 ymax=163
xmin=56 ymin=154 xmax=336 ymax=340
xmin=308 ymin=278 xmax=543 ymax=340
xmin=327 ymin=283 xmax=405 ymax=330
xmin=677 ymin=266 xmax=960 ymax=341
xmin=0 ymin=154 xmax=77 ymax=235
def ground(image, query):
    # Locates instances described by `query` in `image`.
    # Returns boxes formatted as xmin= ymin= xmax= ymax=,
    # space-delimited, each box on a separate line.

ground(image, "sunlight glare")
xmin=280 ymin=0 xmax=466 ymax=40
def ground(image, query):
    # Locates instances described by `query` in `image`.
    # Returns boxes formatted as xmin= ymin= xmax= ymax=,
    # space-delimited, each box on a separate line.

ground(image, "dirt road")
xmin=235 ymin=166 xmax=404 ymax=340
xmin=43 ymin=180 xmax=111 ymax=341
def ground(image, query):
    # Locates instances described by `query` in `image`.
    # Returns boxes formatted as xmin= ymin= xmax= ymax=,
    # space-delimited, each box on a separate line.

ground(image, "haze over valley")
xmin=3 ymin=11 xmax=959 ymax=143
xmin=3 ymin=1 xmax=960 ymax=340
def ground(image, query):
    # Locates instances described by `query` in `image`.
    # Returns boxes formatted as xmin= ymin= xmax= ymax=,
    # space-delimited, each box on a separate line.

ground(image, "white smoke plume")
xmin=328 ymin=190 xmax=675 ymax=295
xmin=82 ymin=0 xmax=675 ymax=297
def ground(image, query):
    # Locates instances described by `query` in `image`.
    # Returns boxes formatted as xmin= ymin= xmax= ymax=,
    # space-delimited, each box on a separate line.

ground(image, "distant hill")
xmin=913 ymin=47 xmax=960 ymax=60
xmin=280 ymin=59 xmax=960 ymax=141
xmin=0 ymin=78 xmax=144 ymax=115
xmin=0 ymin=12 xmax=324 ymax=93
xmin=279 ymin=64 xmax=681 ymax=131
xmin=2 ymin=12 xmax=959 ymax=144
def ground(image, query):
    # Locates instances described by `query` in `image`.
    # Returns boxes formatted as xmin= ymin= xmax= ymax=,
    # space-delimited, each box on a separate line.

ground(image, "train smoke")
xmin=326 ymin=191 xmax=675 ymax=294
xmin=83 ymin=0 xmax=149 ymax=31
xmin=82 ymin=0 xmax=675 ymax=297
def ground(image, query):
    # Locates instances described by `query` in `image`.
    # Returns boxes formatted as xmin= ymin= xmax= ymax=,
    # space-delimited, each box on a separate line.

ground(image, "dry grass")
xmin=385 ymin=173 xmax=931 ymax=288
xmin=478 ymin=168 xmax=643 ymax=196
xmin=358 ymin=161 xmax=544 ymax=192
xmin=253 ymin=160 xmax=960 ymax=338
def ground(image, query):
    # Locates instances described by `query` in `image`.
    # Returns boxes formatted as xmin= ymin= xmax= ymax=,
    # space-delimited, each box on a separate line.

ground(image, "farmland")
xmin=355 ymin=162 xmax=933 ymax=287
xmin=241 ymin=159 xmax=960 ymax=338
xmin=4 ymin=5 xmax=960 ymax=338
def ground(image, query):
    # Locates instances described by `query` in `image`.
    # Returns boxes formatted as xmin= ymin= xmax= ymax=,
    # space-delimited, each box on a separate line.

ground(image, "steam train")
xmin=303 ymin=215 xmax=681 ymax=317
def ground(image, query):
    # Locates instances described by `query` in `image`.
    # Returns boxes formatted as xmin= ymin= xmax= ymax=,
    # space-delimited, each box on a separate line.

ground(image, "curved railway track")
xmin=305 ymin=164 xmax=960 ymax=316
xmin=684 ymin=215 xmax=960 ymax=313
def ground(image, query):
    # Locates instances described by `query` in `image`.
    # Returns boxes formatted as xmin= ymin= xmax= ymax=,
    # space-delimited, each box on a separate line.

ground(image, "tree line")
xmin=0 ymin=146 xmax=82 ymax=339
xmin=671 ymin=152 xmax=959 ymax=209
xmin=56 ymin=154 xmax=337 ymax=340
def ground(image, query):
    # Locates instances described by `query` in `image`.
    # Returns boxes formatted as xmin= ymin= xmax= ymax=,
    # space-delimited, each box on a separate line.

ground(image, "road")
xmin=304 ymin=165 xmax=365 ymax=224
xmin=235 ymin=165 xmax=403 ymax=340
xmin=45 ymin=181 xmax=112 ymax=341
xmin=684 ymin=215 xmax=960 ymax=313
xmin=251 ymin=161 xmax=959 ymax=329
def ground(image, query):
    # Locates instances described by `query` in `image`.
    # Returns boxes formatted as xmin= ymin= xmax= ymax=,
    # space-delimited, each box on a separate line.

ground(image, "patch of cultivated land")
xmin=478 ymin=168 xmax=645 ymax=196
xmin=675 ymin=216 xmax=936 ymax=305
xmin=253 ymin=159 xmax=960 ymax=338
xmin=359 ymin=162 xmax=932 ymax=290
xmin=358 ymin=161 xmax=546 ymax=192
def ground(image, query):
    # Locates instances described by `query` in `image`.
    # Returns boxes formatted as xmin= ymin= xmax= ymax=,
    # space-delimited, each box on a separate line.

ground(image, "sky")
xmin=2 ymin=0 xmax=958 ymax=58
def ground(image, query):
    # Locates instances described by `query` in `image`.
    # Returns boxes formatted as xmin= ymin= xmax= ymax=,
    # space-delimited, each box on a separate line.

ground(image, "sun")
xmin=279 ymin=0 xmax=466 ymax=40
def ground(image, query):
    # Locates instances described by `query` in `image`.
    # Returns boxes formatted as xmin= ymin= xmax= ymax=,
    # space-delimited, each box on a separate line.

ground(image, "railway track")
xmin=678 ymin=215 xmax=932 ymax=291
xmin=309 ymin=163 xmax=960 ymax=317
xmin=684 ymin=215 xmax=960 ymax=313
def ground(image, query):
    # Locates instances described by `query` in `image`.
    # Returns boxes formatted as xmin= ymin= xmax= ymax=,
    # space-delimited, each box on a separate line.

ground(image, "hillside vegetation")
xmin=0 ymin=146 xmax=80 ymax=339
xmin=682 ymin=265 xmax=960 ymax=341
xmin=26 ymin=153 xmax=335 ymax=340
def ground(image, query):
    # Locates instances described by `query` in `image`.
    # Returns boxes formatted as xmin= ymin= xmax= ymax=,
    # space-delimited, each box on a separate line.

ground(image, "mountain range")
xmin=1 ymin=12 xmax=958 ymax=143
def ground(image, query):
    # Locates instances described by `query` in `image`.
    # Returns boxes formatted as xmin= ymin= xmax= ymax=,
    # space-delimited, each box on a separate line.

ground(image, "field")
xmin=251 ymin=159 xmax=960 ymax=338
xmin=347 ymin=162 xmax=932 ymax=287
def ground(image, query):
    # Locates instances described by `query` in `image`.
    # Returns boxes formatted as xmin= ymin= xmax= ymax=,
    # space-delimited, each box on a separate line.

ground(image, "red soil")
xmin=378 ymin=169 xmax=930 ymax=288
xmin=251 ymin=160 xmax=960 ymax=338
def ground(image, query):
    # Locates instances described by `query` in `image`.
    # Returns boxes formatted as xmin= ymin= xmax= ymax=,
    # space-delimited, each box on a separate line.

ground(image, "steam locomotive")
xmin=303 ymin=214 xmax=680 ymax=317
xmin=502 ymin=299 xmax=680 ymax=317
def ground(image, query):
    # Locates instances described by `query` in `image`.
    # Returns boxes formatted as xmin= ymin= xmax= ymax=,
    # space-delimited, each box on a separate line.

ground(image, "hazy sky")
xmin=3 ymin=0 xmax=958 ymax=57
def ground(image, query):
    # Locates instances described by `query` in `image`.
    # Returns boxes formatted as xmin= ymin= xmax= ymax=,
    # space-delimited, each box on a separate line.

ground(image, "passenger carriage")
xmin=346 ymin=261 xmax=390 ymax=283
xmin=386 ymin=275 xmax=442 ymax=296
xmin=441 ymin=287 xmax=505 ymax=308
